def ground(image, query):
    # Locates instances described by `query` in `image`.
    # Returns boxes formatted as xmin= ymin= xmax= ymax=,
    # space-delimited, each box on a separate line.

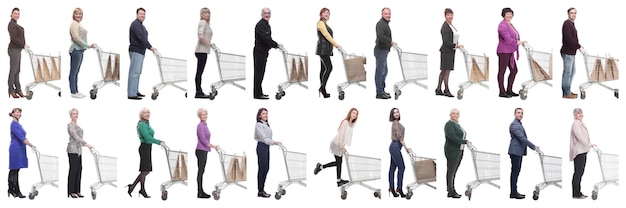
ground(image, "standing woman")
xmin=570 ymin=108 xmax=595 ymax=199
xmin=68 ymin=8 xmax=95 ymax=99
xmin=125 ymin=108 xmax=165 ymax=198
xmin=195 ymin=108 xmax=218 ymax=198
xmin=316 ymin=7 xmax=342 ymax=98
xmin=436 ymin=8 xmax=463 ymax=98
xmin=496 ymin=7 xmax=527 ymax=98
xmin=255 ymin=108 xmax=281 ymax=198
xmin=388 ymin=108 xmax=410 ymax=198
xmin=314 ymin=108 xmax=358 ymax=187
xmin=444 ymin=108 xmax=471 ymax=198
xmin=7 ymin=8 xmax=28 ymax=98
xmin=66 ymin=108 xmax=93 ymax=198
xmin=194 ymin=7 xmax=213 ymax=98
xmin=8 ymin=108 xmax=36 ymax=198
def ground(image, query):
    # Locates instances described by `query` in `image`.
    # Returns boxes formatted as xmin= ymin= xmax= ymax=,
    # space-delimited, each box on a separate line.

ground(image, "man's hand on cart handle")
xmin=534 ymin=145 xmax=540 ymax=150
xmin=150 ymin=47 xmax=158 ymax=53
xmin=391 ymin=41 xmax=397 ymax=46
xmin=273 ymin=141 xmax=282 ymax=146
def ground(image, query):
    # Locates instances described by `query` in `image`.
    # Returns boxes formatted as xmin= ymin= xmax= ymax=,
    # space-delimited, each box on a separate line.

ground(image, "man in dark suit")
xmin=508 ymin=107 xmax=539 ymax=199
xmin=253 ymin=8 xmax=282 ymax=100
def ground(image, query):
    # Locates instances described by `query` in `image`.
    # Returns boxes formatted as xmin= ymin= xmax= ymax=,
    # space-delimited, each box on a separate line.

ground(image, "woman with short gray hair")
xmin=570 ymin=108 xmax=595 ymax=199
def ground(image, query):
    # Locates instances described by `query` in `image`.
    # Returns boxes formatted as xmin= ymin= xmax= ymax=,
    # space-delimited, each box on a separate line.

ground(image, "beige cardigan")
xmin=570 ymin=119 xmax=592 ymax=161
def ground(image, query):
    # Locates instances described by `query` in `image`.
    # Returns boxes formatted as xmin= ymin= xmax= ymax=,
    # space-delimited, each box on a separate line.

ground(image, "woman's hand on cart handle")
xmin=455 ymin=44 xmax=464 ymax=49
xmin=404 ymin=147 xmax=411 ymax=153
xmin=273 ymin=141 xmax=282 ymax=146
xmin=517 ymin=40 xmax=527 ymax=46
xmin=86 ymin=144 xmax=94 ymax=150
xmin=465 ymin=140 xmax=472 ymax=146
xmin=336 ymin=45 xmax=342 ymax=51
xmin=23 ymin=44 xmax=29 ymax=49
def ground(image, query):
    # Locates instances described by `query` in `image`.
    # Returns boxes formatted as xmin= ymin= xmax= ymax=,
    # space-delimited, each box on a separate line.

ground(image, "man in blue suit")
xmin=508 ymin=108 xmax=539 ymax=199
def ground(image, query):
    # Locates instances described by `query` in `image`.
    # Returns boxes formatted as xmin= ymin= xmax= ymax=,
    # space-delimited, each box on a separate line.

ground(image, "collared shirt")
xmin=254 ymin=120 xmax=274 ymax=145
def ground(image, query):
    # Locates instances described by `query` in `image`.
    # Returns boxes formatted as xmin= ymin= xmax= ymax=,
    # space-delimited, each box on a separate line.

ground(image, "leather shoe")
xmin=509 ymin=193 xmax=525 ymax=199
xmin=128 ymin=96 xmax=142 ymax=100
xmin=137 ymin=93 xmax=145 ymax=97
xmin=314 ymin=163 xmax=322 ymax=175
xmin=507 ymin=91 xmax=519 ymax=97
xmin=447 ymin=192 xmax=461 ymax=198
xmin=376 ymin=93 xmax=391 ymax=99
xmin=562 ymin=93 xmax=578 ymax=99
xmin=336 ymin=179 xmax=349 ymax=187
xmin=257 ymin=192 xmax=271 ymax=198
xmin=195 ymin=92 xmax=210 ymax=99
xmin=197 ymin=192 xmax=211 ymax=198
xmin=499 ymin=93 xmax=512 ymax=98
xmin=254 ymin=95 xmax=269 ymax=100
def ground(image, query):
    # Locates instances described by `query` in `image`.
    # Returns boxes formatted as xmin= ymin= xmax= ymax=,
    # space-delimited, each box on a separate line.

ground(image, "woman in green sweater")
xmin=125 ymin=108 xmax=165 ymax=198
xmin=444 ymin=108 xmax=471 ymax=198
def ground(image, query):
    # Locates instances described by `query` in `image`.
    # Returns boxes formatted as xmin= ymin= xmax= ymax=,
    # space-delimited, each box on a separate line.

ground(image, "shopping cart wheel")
xmin=151 ymin=92 xmax=158 ymax=100
xmin=26 ymin=91 xmax=34 ymax=100
xmin=185 ymin=92 xmax=187 ymax=98
xmin=275 ymin=93 xmax=282 ymax=100
xmin=208 ymin=92 xmax=216 ymax=100
xmin=212 ymin=190 xmax=220 ymax=200
xmin=91 ymin=192 xmax=96 ymax=200
xmin=58 ymin=91 xmax=61 ymax=97
xmin=90 ymin=89 xmax=97 ymax=100
xmin=592 ymin=190 xmax=598 ymax=200
xmin=275 ymin=192 xmax=282 ymax=200
xmin=457 ymin=90 xmax=463 ymax=100
xmin=405 ymin=191 xmax=413 ymax=200
xmin=580 ymin=91 xmax=586 ymax=99
xmin=465 ymin=189 xmax=472 ymax=201
xmin=281 ymin=189 xmax=286 ymax=195
xmin=394 ymin=90 xmax=401 ymax=100
xmin=614 ymin=89 xmax=619 ymax=98
xmin=340 ymin=190 xmax=347 ymax=200
xmin=519 ymin=89 xmax=528 ymax=100
xmin=338 ymin=91 xmax=345 ymax=100
xmin=374 ymin=191 xmax=380 ymax=199
xmin=29 ymin=193 xmax=35 ymax=200
xmin=533 ymin=190 xmax=539 ymax=200
xmin=161 ymin=190 xmax=168 ymax=200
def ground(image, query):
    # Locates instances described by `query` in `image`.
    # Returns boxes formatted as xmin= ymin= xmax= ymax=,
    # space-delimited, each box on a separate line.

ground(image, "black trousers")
xmin=509 ymin=154 xmax=523 ymax=195
xmin=253 ymin=47 xmax=269 ymax=97
xmin=319 ymin=55 xmax=333 ymax=89
xmin=322 ymin=155 xmax=343 ymax=179
xmin=196 ymin=149 xmax=208 ymax=193
xmin=446 ymin=150 xmax=463 ymax=193
xmin=195 ymin=53 xmax=208 ymax=94
xmin=572 ymin=152 xmax=587 ymax=197
xmin=67 ymin=153 xmax=82 ymax=195
xmin=256 ymin=142 xmax=270 ymax=193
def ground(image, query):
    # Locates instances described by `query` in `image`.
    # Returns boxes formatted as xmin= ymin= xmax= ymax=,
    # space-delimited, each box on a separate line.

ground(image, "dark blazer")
xmin=439 ymin=22 xmax=455 ymax=53
xmin=444 ymin=120 xmax=466 ymax=160
xmin=254 ymin=19 xmax=278 ymax=51
xmin=508 ymin=119 xmax=535 ymax=156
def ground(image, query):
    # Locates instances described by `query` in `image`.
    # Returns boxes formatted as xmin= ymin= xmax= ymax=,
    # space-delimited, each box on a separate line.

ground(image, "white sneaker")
xmin=71 ymin=93 xmax=86 ymax=98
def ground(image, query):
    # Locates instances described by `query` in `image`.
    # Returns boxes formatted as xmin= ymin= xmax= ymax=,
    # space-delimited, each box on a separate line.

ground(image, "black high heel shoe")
xmin=68 ymin=193 xmax=78 ymax=198
xmin=125 ymin=184 xmax=133 ymax=197
xmin=138 ymin=190 xmax=151 ymax=198
xmin=396 ymin=188 xmax=406 ymax=198
xmin=75 ymin=193 xmax=84 ymax=198
xmin=318 ymin=87 xmax=330 ymax=98
xmin=388 ymin=188 xmax=399 ymax=197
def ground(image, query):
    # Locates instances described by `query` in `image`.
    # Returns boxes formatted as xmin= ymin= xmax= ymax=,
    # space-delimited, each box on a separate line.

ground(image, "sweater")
xmin=128 ymin=19 xmax=152 ymax=55
xmin=254 ymin=19 xmax=278 ymax=51
xmin=196 ymin=120 xmax=211 ymax=151
xmin=137 ymin=120 xmax=161 ymax=145
xmin=375 ymin=18 xmax=392 ymax=51
xmin=560 ymin=19 xmax=581 ymax=55
xmin=69 ymin=20 xmax=89 ymax=53
xmin=254 ymin=120 xmax=274 ymax=146
xmin=67 ymin=123 xmax=87 ymax=155
xmin=195 ymin=20 xmax=212 ymax=54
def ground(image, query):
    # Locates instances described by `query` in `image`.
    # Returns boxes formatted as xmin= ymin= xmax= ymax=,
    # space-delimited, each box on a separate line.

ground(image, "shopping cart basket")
xmin=274 ymin=144 xmax=306 ymax=200
xmin=159 ymin=144 xmax=188 ymax=200
xmin=404 ymin=150 xmax=436 ymax=200
xmin=579 ymin=49 xmax=619 ymax=99
xmin=340 ymin=151 xmax=381 ymax=200
xmin=591 ymin=146 xmax=619 ymax=200
xmin=207 ymin=44 xmax=246 ymax=100
xmin=212 ymin=147 xmax=247 ymax=200
xmin=89 ymin=44 xmax=121 ymax=100
xmin=24 ymin=48 xmax=62 ymax=100
xmin=532 ymin=149 xmax=562 ymax=200
xmin=89 ymin=148 xmax=117 ymax=200
xmin=28 ymin=148 xmax=58 ymax=200
xmin=391 ymin=45 xmax=428 ymax=100
xmin=275 ymin=46 xmax=308 ymax=100
xmin=519 ymin=43 xmax=553 ymax=100
xmin=150 ymin=51 xmax=187 ymax=100
xmin=337 ymin=48 xmax=366 ymax=100
xmin=457 ymin=48 xmax=489 ymax=100
xmin=464 ymin=144 xmax=500 ymax=200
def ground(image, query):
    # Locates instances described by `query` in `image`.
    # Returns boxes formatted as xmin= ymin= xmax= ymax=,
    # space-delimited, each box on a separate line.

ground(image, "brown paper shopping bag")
xmin=35 ymin=59 xmax=44 ymax=82
xmin=42 ymin=58 xmax=51 ymax=81
xmin=299 ymin=56 xmax=308 ymax=82
xmin=226 ymin=157 xmax=239 ymax=182
xmin=346 ymin=57 xmax=366 ymax=82
xmin=531 ymin=59 xmax=552 ymax=81
xmin=179 ymin=154 xmax=188 ymax=180
xmin=104 ymin=55 xmax=113 ymax=81
xmin=605 ymin=58 xmax=619 ymax=81
xmin=50 ymin=57 xmax=60 ymax=80
xmin=172 ymin=155 xmax=181 ymax=180
xmin=415 ymin=159 xmax=436 ymax=183
xmin=469 ymin=57 xmax=485 ymax=82
xmin=590 ymin=58 xmax=605 ymax=82
xmin=289 ymin=57 xmax=299 ymax=82
xmin=237 ymin=156 xmax=246 ymax=181
xmin=113 ymin=54 xmax=120 ymax=81
xmin=483 ymin=56 xmax=490 ymax=81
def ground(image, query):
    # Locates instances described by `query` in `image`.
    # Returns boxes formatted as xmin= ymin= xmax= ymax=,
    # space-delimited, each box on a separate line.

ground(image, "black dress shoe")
xmin=376 ymin=93 xmax=391 ymax=99
xmin=447 ymin=192 xmax=461 ymax=198
xmin=263 ymin=94 xmax=268 ymax=97
xmin=507 ymin=91 xmax=520 ymax=97
xmin=499 ymin=93 xmax=512 ymax=98
xmin=195 ymin=92 xmax=210 ymax=99
xmin=128 ymin=96 xmax=143 ymax=100
xmin=197 ymin=192 xmax=211 ymax=198
xmin=137 ymin=93 xmax=145 ymax=97
xmin=509 ymin=194 xmax=525 ymax=199
xmin=254 ymin=95 xmax=269 ymax=100
xmin=257 ymin=192 xmax=271 ymax=198
xmin=314 ymin=163 xmax=322 ymax=175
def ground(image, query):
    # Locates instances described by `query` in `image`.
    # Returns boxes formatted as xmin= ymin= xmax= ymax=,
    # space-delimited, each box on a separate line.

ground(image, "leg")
xmin=509 ymin=154 xmax=522 ymax=195
xmin=68 ymin=153 xmax=79 ymax=195
xmin=127 ymin=52 xmax=145 ymax=97
xmin=572 ymin=153 xmax=587 ymax=197
xmin=8 ymin=48 xmax=21 ymax=94
xmin=68 ymin=49 xmax=85 ymax=94
xmin=256 ymin=143 xmax=270 ymax=193
xmin=382 ymin=52 xmax=389 ymax=91
xmin=561 ymin=53 xmax=575 ymax=96
xmin=497 ymin=53 xmax=510 ymax=94
xmin=446 ymin=158 xmax=456 ymax=194
xmin=77 ymin=154 xmax=83 ymax=194
xmin=436 ymin=70 xmax=445 ymax=91
xmin=451 ymin=151 xmax=463 ymax=192
xmin=443 ymin=69 xmax=452 ymax=91
xmin=374 ymin=49 xmax=386 ymax=95
xmin=195 ymin=149 xmax=208 ymax=194
xmin=195 ymin=53 xmax=208 ymax=95
xmin=138 ymin=171 xmax=150 ymax=192
xmin=319 ymin=55 xmax=333 ymax=94
xmin=388 ymin=156 xmax=397 ymax=189
xmin=253 ymin=47 xmax=268 ymax=97
xmin=506 ymin=59 xmax=518 ymax=93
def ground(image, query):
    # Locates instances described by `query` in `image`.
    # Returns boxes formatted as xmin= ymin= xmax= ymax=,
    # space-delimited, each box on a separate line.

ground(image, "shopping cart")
xmin=404 ymin=150 xmax=436 ymax=200
xmin=150 ymin=51 xmax=187 ymax=100
xmin=207 ymin=44 xmax=246 ymax=100
xmin=391 ymin=45 xmax=428 ymax=100
xmin=89 ymin=45 xmax=121 ymax=100
xmin=275 ymin=46 xmax=308 ymax=100
xmin=24 ymin=48 xmax=62 ymax=100
xmin=89 ymin=148 xmax=117 ymax=200
xmin=340 ymin=151 xmax=381 ymax=200
xmin=591 ymin=146 xmax=619 ymax=200
xmin=464 ymin=144 xmax=500 ymax=201
xmin=28 ymin=148 xmax=58 ymax=200
xmin=274 ymin=144 xmax=306 ymax=200
xmin=519 ymin=43 xmax=553 ymax=100
xmin=337 ymin=48 xmax=366 ymax=100
xmin=212 ymin=147 xmax=247 ymax=200
xmin=159 ymin=143 xmax=188 ymax=200
xmin=532 ymin=149 xmax=562 ymax=200
xmin=578 ymin=49 xmax=619 ymax=99
xmin=457 ymin=48 xmax=489 ymax=100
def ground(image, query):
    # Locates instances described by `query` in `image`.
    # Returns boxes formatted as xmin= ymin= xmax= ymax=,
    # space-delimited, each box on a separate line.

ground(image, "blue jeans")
xmin=69 ymin=49 xmax=85 ymax=94
xmin=374 ymin=49 xmax=389 ymax=94
xmin=388 ymin=140 xmax=405 ymax=189
xmin=561 ymin=53 xmax=576 ymax=96
xmin=127 ymin=52 xmax=145 ymax=97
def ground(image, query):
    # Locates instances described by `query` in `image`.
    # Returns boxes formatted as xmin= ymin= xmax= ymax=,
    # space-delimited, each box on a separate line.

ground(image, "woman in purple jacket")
xmin=497 ymin=8 xmax=527 ymax=98
xmin=196 ymin=108 xmax=218 ymax=198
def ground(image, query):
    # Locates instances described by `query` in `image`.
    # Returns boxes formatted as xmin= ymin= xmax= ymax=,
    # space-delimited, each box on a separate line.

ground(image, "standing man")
xmin=128 ymin=7 xmax=157 ymax=100
xmin=508 ymin=107 xmax=539 ymax=199
xmin=253 ymin=8 xmax=282 ymax=100
xmin=374 ymin=7 xmax=396 ymax=99
xmin=560 ymin=7 xmax=581 ymax=99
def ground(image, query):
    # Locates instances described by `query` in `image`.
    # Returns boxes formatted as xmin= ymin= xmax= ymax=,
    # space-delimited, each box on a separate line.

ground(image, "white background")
xmin=0 ymin=0 xmax=623 ymax=207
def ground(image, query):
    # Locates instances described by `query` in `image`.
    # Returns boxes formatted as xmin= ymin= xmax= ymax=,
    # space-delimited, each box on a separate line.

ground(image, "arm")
xmin=255 ymin=21 xmax=278 ymax=48
xmin=572 ymin=122 xmax=593 ymax=148
xmin=138 ymin=122 xmax=161 ymax=145
xmin=12 ymin=123 xmax=34 ymax=148
xmin=444 ymin=122 xmax=467 ymax=145
xmin=70 ymin=21 xmax=89 ymax=48
xmin=441 ymin=24 xmax=455 ymax=49
xmin=197 ymin=123 xmax=210 ymax=148
xmin=498 ymin=22 xmax=519 ymax=46
xmin=198 ymin=21 xmax=211 ymax=46
xmin=131 ymin=22 xmax=153 ymax=50
xmin=255 ymin=123 xmax=277 ymax=146
xmin=317 ymin=21 xmax=339 ymax=47
xmin=8 ymin=23 xmax=25 ymax=48
xmin=68 ymin=124 xmax=91 ymax=149
xmin=376 ymin=21 xmax=392 ymax=45
xmin=510 ymin=123 xmax=536 ymax=150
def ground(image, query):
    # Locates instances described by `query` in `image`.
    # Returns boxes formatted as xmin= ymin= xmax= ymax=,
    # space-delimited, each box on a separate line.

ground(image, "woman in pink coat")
xmin=496 ymin=8 xmax=526 ymax=98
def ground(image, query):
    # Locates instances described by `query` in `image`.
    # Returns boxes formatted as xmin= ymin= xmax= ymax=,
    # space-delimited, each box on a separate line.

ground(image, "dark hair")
xmin=136 ymin=7 xmax=145 ymax=14
xmin=501 ymin=7 xmax=513 ymax=18
xmin=567 ymin=7 xmax=576 ymax=13
xmin=381 ymin=7 xmax=390 ymax=13
xmin=9 ymin=108 xmax=21 ymax=117
xmin=256 ymin=108 xmax=269 ymax=126
xmin=12 ymin=7 xmax=19 ymax=14
xmin=389 ymin=108 xmax=400 ymax=121
xmin=444 ymin=8 xmax=453 ymax=16
xmin=514 ymin=107 xmax=523 ymax=113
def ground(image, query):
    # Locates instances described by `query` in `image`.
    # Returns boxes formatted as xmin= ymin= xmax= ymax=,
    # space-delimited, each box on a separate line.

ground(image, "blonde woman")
xmin=69 ymin=8 xmax=95 ymax=98
xmin=195 ymin=108 xmax=218 ymax=198
xmin=125 ymin=108 xmax=165 ymax=198
xmin=66 ymin=108 xmax=93 ymax=198
xmin=194 ymin=8 xmax=214 ymax=98
xmin=314 ymin=108 xmax=358 ymax=187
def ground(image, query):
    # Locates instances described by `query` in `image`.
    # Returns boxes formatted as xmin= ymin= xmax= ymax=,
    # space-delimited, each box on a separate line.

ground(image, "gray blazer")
xmin=508 ymin=119 xmax=536 ymax=156
xmin=439 ymin=22 xmax=455 ymax=53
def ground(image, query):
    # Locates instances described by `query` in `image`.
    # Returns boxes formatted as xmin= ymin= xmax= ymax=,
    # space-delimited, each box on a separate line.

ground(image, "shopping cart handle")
xmin=392 ymin=45 xmax=402 ymax=53
xmin=592 ymin=146 xmax=601 ymax=154
xmin=523 ymin=43 xmax=533 ymax=52
xmin=90 ymin=148 xmax=99 ymax=156
xmin=338 ymin=47 xmax=347 ymax=55
xmin=465 ymin=143 xmax=477 ymax=151
xmin=160 ymin=143 xmax=170 ymax=151
xmin=535 ymin=149 xmax=544 ymax=156
xmin=211 ymin=44 xmax=221 ymax=53
xmin=578 ymin=48 xmax=588 ymax=56
xmin=152 ymin=50 xmax=162 ymax=57
xmin=459 ymin=47 xmax=469 ymax=54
